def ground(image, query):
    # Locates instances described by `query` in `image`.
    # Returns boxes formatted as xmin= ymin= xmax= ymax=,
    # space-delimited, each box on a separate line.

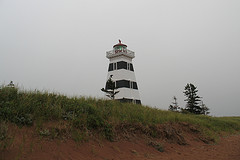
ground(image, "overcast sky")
xmin=1 ymin=0 xmax=239 ymax=116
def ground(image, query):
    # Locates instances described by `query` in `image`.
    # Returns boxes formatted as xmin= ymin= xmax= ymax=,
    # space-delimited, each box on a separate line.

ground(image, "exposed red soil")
xmin=1 ymin=124 xmax=240 ymax=160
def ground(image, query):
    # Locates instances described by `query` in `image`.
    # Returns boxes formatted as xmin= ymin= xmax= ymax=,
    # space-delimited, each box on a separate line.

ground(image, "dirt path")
xmin=1 ymin=134 xmax=240 ymax=160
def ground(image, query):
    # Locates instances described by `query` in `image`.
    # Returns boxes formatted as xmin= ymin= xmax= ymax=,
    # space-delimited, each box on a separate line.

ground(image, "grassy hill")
xmin=1 ymin=85 xmax=240 ymax=148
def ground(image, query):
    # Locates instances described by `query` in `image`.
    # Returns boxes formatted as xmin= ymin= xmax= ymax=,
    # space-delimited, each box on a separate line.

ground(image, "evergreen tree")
xmin=101 ymin=75 xmax=119 ymax=100
xmin=200 ymin=100 xmax=210 ymax=115
xmin=183 ymin=83 xmax=202 ymax=114
xmin=7 ymin=81 xmax=14 ymax=88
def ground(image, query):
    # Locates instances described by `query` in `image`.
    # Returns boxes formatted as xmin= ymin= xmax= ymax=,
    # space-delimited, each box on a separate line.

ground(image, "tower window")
xmin=108 ymin=63 xmax=113 ymax=71
xmin=130 ymin=81 xmax=138 ymax=89
xmin=117 ymin=61 xmax=127 ymax=70
xmin=115 ymin=80 xmax=138 ymax=90
xmin=116 ymin=80 xmax=130 ymax=88
xmin=133 ymin=82 xmax=138 ymax=89
xmin=130 ymin=63 xmax=134 ymax=71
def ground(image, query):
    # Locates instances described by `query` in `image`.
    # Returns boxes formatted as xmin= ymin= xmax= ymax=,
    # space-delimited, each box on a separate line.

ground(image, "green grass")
xmin=0 ymin=86 xmax=240 ymax=142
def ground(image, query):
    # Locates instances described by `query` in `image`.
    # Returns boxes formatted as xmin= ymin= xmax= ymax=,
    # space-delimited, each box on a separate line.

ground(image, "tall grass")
xmin=0 ymin=86 xmax=240 ymax=140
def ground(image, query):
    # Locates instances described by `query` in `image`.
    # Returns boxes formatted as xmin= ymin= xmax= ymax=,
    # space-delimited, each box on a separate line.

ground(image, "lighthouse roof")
xmin=113 ymin=40 xmax=127 ymax=48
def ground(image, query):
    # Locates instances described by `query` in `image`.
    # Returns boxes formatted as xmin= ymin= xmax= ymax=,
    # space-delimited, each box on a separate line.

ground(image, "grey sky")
xmin=1 ymin=0 xmax=239 ymax=116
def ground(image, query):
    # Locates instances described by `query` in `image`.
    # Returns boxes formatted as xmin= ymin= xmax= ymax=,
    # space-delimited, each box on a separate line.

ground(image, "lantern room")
xmin=113 ymin=40 xmax=127 ymax=54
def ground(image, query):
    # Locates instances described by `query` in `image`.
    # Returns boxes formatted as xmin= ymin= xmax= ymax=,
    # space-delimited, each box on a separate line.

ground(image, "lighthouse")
xmin=105 ymin=40 xmax=141 ymax=104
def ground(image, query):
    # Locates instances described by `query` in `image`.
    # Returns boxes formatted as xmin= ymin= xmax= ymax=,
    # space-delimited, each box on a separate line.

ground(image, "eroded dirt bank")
xmin=1 ymin=124 xmax=240 ymax=160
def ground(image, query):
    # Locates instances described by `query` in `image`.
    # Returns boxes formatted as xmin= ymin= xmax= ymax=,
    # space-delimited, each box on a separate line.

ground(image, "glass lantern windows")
xmin=114 ymin=46 xmax=126 ymax=50
xmin=114 ymin=46 xmax=127 ymax=53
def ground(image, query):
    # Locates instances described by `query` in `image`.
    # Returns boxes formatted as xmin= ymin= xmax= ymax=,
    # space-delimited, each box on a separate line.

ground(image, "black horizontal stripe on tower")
xmin=105 ymin=79 xmax=138 ymax=90
xmin=108 ymin=61 xmax=134 ymax=72
xmin=115 ymin=80 xmax=138 ymax=90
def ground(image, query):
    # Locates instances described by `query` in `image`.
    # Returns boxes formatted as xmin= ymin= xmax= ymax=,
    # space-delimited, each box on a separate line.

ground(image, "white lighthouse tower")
xmin=105 ymin=40 xmax=141 ymax=104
